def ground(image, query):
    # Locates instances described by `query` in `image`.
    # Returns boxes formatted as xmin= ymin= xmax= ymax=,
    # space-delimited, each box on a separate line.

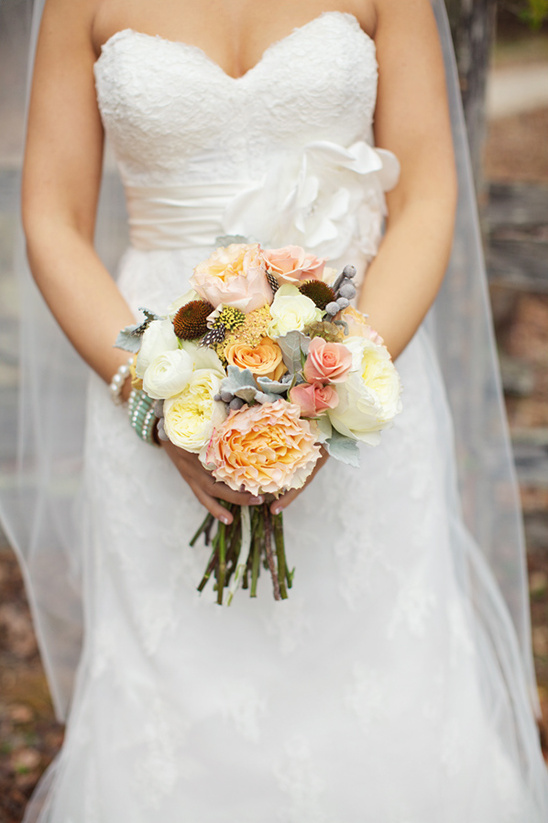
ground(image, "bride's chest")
xmin=93 ymin=12 xmax=378 ymax=176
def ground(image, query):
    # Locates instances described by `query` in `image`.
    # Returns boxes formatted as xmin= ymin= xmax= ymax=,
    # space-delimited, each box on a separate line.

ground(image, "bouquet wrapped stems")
xmin=190 ymin=502 xmax=291 ymax=605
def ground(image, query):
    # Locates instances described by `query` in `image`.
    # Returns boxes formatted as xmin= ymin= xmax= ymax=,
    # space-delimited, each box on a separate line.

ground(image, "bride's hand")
xmin=270 ymin=448 xmax=329 ymax=516
xmin=161 ymin=439 xmax=263 ymax=524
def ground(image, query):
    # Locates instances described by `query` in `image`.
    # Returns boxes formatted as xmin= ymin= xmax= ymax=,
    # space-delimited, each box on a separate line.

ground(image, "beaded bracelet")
xmin=128 ymin=389 xmax=160 ymax=447
xmin=109 ymin=357 xmax=134 ymax=405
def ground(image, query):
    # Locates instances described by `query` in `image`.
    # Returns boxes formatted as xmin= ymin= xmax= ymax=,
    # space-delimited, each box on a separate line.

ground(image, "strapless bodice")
xmin=93 ymin=12 xmax=398 ymax=261
xmin=94 ymin=13 xmax=378 ymax=187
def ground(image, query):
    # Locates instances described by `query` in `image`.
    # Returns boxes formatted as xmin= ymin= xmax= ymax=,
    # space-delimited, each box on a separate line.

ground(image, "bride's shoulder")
xmin=371 ymin=0 xmax=439 ymax=36
xmin=369 ymin=0 xmax=443 ymax=65
xmin=38 ymin=0 xmax=103 ymax=58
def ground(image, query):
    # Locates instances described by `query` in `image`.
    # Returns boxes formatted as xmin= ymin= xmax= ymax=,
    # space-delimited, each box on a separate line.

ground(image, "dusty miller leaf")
xmin=114 ymin=327 xmax=143 ymax=353
xmin=256 ymin=374 xmax=293 ymax=395
xmin=114 ymin=307 xmax=162 ymax=352
xmin=314 ymin=415 xmax=333 ymax=443
xmin=277 ymin=331 xmax=310 ymax=374
xmin=221 ymin=366 xmax=256 ymax=393
xmin=325 ymin=429 xmax=361 ymax=467
xmin=220 ymin=366 xmax=277 ymax=405
xmin=215 ymin=234 xmax=249 ymax=246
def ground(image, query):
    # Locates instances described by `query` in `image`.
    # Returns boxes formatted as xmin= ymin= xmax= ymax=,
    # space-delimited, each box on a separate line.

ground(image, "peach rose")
xmin=262 ymin=245 xmax=325 ymax=285
xmin=303 ymin=337 xmax=353 ymax=384
xmin=289 ymin=382 xmax=339 ymax=418
xmin=190 ymin=244 xmax=272 ymax=312
xmin=225 ymin=337 xmax=287 ymax=381
xmin=204 ymin=399 xmax=322 ymax=496
xmin=341 ymin=306 xmax=385 ymax=345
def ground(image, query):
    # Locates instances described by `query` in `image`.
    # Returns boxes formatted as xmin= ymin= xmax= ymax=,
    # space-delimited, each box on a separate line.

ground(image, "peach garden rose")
xmin=204 ymin=399 xmax=322 ymax=497
xmin=190 ymin=243 xmax=273 ymax=313
xmin=262 ymin=245 xmax=325 ymax=285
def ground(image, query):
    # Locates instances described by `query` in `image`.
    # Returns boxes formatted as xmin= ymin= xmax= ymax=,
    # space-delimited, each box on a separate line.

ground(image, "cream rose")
xmin=328 ymin=337 xmax=402 ymax=445
xmin=142 ymin=349 xmax=194 ymax=400
xmin=163 ymin=370 xmax=227 ymax=453
xmin=267 ymin=285 xmax=323 ymax=338
xmin=135 ymin=319 xmax=179 ymax=379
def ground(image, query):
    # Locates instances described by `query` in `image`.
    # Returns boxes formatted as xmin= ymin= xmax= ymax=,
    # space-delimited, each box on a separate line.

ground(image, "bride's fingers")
xmin=162 ymin=439 xmax=262 ymax=512
xmin=210 ymin=482 xmax=264 ymax=508
xmin=270 ymin=487 xmax=299 ymax=515
xmin=191 ymin=483 xmax=235 ymax=524
xmin=192 ymin=483 xmax=262 ymax=524
xmin=185 ymin=459 xmax=262 ymax=507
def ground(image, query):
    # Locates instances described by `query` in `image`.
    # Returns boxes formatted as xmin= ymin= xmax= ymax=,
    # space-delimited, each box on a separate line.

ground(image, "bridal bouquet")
xmin=117 ymin=242 xmax=402 ymax=604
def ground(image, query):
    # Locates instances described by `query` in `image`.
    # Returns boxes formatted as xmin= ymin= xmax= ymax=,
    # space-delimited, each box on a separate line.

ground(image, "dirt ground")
xmin=1 ymin=110 xmax=547 ymax=823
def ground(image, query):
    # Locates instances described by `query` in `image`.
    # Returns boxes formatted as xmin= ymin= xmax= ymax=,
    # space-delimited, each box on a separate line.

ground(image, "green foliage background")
xmin=507 ymin=0 xmax=548 ymax=27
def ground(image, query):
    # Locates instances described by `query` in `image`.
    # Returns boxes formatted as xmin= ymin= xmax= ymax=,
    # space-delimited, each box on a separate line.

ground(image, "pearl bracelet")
xmin=109 ymin=357 xmax=134 ymax=405
xmin=128 ymin=389 xmax=160 ymax=447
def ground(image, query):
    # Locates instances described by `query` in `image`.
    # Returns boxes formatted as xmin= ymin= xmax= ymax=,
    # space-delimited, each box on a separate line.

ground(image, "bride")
xmin=3 ymin=0 xmax=548 ymax=819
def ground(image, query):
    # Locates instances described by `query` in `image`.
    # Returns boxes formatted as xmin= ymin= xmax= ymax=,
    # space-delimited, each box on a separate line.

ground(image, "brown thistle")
xmin=299 ymin=280 xmax=336 ymax=310
xmin=173 ymin=300 xmax=214 ymax=340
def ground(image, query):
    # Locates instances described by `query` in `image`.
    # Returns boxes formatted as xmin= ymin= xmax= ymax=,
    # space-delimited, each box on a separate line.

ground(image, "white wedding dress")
xmin=29 ymin=11 xmax=548 ymax=822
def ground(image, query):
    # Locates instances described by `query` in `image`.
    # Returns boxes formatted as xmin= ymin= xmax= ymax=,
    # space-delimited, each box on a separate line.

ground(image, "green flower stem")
xmin=263 ymin=504 xmax=281 ymax=601
xmin=250 ymin=513 xmax=263 ymax=597
xmin=217 ymin=521 xmax=227 ymax=605
xmin=272 ymin=512 xmax=288 ymax=599
xmin=193 ymin=502 xmax=292 ymax=603
xmin=189 ymin=512 xmax=214 ymax=547
xmin=224 ymin=522 xmax=242 ymax=587
xmin=197 ymin=545 xmax=219 ymax=593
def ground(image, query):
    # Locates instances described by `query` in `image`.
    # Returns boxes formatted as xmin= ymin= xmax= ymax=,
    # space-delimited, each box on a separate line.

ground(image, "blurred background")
xmin=0 ymin=2 xmax=547 ymax=819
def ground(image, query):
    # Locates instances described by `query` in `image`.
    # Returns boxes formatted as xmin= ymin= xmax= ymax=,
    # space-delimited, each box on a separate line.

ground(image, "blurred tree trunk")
xmin=444 ymin=0 xmax=497 ymax=198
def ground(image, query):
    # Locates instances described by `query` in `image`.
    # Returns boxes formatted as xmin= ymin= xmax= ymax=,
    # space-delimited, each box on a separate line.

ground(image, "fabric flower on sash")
xmin=223 ymin=140 xmax=400 ymax=260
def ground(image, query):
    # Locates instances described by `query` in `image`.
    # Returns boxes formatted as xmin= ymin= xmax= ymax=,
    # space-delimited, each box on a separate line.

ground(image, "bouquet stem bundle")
xmin=190 ymin=503 xmax=291 ymax=605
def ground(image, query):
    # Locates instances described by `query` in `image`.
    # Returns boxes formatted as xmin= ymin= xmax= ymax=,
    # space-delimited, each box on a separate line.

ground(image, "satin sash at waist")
xmin=125 ymin=181 xmax=248 ymax=250
xmin=124 ymin=140 xmax=400 ymax=257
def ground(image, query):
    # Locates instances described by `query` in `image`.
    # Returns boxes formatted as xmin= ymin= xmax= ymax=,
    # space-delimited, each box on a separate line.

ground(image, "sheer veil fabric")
xmin=0 ymin=0 xmax=544 ymax=809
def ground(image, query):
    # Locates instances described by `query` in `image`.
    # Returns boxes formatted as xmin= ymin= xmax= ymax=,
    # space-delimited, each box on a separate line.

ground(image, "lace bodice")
xmin=94 ymin=12 xmax=378 ymax=187
xmin=94 ymin=12 xmax=397 ymax=261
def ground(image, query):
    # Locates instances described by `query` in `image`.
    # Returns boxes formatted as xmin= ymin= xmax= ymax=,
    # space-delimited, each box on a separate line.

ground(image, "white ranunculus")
xmin=267 ymin=284 xmax=322 ymax=338
xmin=328 ymin=337 xmax=402 ymax=445
xmin=181 ymin=341 xmax=225 ymax=375
xmin=136 ymin=319 xmax=179 ymax=378
xmin=163 ymin=370 xmax=227 ymax=453
xmin=142 ymin=349 xmax=194 ymax=400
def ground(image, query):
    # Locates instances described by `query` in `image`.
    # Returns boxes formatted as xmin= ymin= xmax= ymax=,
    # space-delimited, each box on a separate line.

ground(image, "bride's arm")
xmin=273 ymin=0 xmax=457 ymax=515
xmin=22 ymin=0 xmax=254 ymax=524
xmin=359 ymin=0 xmax=458 ymax=358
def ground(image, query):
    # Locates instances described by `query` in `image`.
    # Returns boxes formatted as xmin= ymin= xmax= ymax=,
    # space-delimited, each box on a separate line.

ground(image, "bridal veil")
xmin=0 ymin=0 xmax=539 ymax=738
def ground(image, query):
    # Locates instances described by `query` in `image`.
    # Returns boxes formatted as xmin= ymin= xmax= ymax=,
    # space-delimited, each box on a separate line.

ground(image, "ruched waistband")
xmin=125 ymin=181 xmax=249 ymax=250
xmin=123 ymin=140 xmax=400 ymax=258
